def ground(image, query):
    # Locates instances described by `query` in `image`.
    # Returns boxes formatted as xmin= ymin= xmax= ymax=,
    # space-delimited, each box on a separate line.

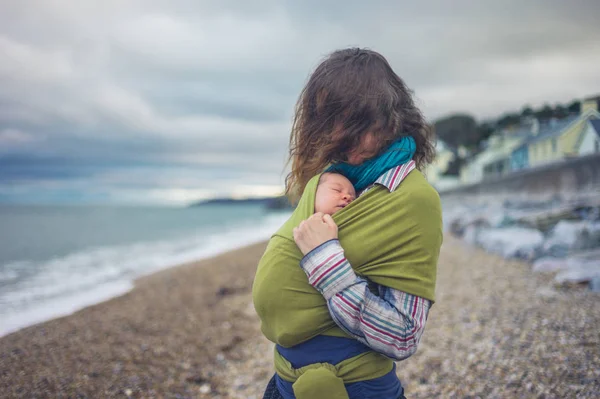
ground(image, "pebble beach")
xmin=1 ymin=235 xmax=599 ymax=398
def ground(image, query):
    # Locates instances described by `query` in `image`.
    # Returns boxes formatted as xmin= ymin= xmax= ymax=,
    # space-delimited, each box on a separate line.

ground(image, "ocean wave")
xmin=0 ymin=211 xmax=291 ymax=336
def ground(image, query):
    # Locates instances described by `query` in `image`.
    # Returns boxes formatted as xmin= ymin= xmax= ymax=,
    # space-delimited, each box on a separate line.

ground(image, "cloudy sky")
xmin=1 ymin=0 xmax=599 ymax=205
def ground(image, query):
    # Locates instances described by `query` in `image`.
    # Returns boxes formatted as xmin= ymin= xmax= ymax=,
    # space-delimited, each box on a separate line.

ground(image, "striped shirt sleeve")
xmin=300 ymin=239 xmax=431 ymax=361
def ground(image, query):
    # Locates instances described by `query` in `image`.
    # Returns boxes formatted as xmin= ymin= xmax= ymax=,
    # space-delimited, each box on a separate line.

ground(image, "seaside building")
xmin=510 ymin=108 xmax=599 ymax=170
xmin=426 ymin=141 xmax=460 ymax=191
xmin=456 ymin=94 xmax=600 ymax=186
xmin=459 ymin=124 xmax=532 ymax=184
xmin=577 ymin=119 xmax=600 ymax=156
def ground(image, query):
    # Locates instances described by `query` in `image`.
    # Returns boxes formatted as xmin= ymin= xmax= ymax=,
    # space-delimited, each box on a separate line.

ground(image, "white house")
xmin=576 ymin=119 xmax=600 ymax=156
xmin=459 ymin=127 xmax=530 ymax=184
xmin=427 ymin=141 xmax=460 ymax=191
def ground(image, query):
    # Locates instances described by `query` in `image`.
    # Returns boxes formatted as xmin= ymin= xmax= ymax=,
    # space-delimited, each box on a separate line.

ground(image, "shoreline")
xmin=1 ymin=236 xmax=599 ymax=398
xmin=0 ymin=241 xmax=272 ymax=398
xmin=0 ymin=280 xmax=134 ymax=338
xmin=0 ymin=233 xmax=281 ymax=339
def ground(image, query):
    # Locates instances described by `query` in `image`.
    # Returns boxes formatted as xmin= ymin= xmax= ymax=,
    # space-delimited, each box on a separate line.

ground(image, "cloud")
xmin=0 ymin=128 xmax=37 ymax=147
xmin=1 ymin=0 xmax=599 ymax=204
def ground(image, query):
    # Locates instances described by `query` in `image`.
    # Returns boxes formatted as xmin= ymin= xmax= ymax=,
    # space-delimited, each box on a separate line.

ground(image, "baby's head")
xmin=314 ymin=173 xmax=356 ymax=215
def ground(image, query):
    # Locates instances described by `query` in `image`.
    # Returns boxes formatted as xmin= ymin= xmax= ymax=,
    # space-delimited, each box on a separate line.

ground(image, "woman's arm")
xmin=300 ymin=239 xmax=430 ymax=361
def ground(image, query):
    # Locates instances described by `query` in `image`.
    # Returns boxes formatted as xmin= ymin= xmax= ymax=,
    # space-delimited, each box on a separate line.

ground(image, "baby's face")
xmin=314 ymin=173 xmax=356 ymax=215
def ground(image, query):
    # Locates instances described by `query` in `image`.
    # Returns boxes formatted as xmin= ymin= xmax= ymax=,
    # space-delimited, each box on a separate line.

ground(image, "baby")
xmin=314 ymin=172 xmax=356 ymax=215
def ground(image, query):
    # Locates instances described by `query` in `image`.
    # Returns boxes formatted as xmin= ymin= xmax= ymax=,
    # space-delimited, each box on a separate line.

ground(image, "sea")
xmin=0 ymin=204 xmax=291 ymax=337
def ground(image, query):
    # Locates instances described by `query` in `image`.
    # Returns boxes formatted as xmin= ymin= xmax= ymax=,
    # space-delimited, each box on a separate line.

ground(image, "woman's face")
xmin=344 ymin=132 xmax=381 ymax=165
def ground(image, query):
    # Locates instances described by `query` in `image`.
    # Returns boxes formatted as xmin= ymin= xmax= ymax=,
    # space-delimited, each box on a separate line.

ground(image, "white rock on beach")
xmin=544 ymin=220 xmax=582 ymax=247
xmin=476 ymin=226 xmax=544 ymax=259
xmin=533 ymin=257 xmax=569 ymax=273
xmin=555 ymin=258 xmax=600 ymax=284
xmin=543 ymin=220 xmax=600 ymax=255
xmin=462 ymin=224 xmax=481 ymax=246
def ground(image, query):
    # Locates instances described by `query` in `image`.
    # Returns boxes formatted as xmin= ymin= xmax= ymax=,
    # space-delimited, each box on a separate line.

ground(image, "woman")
xmin=253 ymin=48 xmax=443 ymax=399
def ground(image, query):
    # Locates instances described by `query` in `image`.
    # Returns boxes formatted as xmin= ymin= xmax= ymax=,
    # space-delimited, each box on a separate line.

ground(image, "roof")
xmin=531 ymin=116 xmax=579 ymax=144
xmin=501 ymin=126 xmax=534 ymax=138
xmin=510 ymin=115 xmax=577 ymax=153
xmin=481 ymin=139 xmax=526 ymax=165
xmin=511 ymin=111 xmax=600 ymax=154
xmin=518 ymin=115 xmax=579 ymax=147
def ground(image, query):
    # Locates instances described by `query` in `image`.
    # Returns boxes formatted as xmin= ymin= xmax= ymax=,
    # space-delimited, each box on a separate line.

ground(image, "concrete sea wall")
xmin=440 ymin=153 xmax=600 ymax=202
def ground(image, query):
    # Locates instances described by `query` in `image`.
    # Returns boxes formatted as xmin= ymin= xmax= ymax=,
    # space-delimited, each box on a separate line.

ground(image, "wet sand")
xmin=1 ymin=236 xmax=599 ymax=398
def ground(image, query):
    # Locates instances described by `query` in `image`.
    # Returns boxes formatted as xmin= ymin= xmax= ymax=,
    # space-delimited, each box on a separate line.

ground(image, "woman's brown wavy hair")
xmin=285 ymin=48 xmax=435 ymax=202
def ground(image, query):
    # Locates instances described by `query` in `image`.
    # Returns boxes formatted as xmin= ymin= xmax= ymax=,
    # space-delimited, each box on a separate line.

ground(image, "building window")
xmin=552 ymin=138 xmax=557 ymax=153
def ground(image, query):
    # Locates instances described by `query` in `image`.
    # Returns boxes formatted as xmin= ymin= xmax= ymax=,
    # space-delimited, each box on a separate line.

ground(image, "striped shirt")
xmin=299 ymin=160 xmax=431 ymax=361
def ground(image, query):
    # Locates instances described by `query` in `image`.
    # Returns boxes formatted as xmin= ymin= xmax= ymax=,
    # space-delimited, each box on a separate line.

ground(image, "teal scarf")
xmin=326 ymin=136 xmax=416 ymax=192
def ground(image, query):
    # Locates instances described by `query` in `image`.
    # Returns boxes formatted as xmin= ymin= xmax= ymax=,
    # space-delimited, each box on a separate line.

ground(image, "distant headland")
xmin=189 ymin=196 xmax=293 ymax=210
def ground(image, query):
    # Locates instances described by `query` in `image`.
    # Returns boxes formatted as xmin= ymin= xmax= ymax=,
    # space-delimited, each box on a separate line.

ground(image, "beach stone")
xmin=573 ymin=222 xmax=600 ymax=251
xmin=462 ymin=224 xmax=481 ymax=245
xmin=535 ymin=286 xmax=558 ymax=299
xmin=447 ymin=209 xmax=491 ymax=237
xmin=496 ymin=214 xmax=519 ymax=228
xmin=477 ymin=226 xmax=544 ymax=260
xmin=217 ymin=286 xmax=236 ymax=297
xmin=533 ymin=257 xmax=568 ymax=273
xmin=216 ymin=353 xmax=226 ymax=364
xmin=555 ymin=259 xmax=600 ymax=284
xmin=517 ymin=206 xmax=580 ymax=232
xmin=449 ymin=218 xmax=464 ymax=236
xmin=544 ymin=220 xmax=582 ymax=248
xmin=572 ymin=248 xmax=600 ymax=261
xmin=198 ymin=384 xmax=211 ymax=394
xmin=185 ymin=374 xmax=208 ymax=385
xmin=589 ymin=277 xmax=600 ymax=293
xmin=543 ymin=221 xmax=600 ymax=256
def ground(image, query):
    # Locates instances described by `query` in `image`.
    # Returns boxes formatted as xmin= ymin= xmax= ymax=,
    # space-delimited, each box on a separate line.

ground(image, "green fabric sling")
xmin=274 ymin=347 xmax=393 ymax=399
xmin=252 ymin=169 xmax=443 ymax=398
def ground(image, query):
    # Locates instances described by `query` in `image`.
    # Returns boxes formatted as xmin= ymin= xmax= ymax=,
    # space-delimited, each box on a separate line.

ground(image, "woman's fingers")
xmin=322 ymin=215 xmax=339 ymax=236
xmin=310 ymin=212 xmax=325 ymax=223
xmin=323 ymin=214 xmax=337 ymax=228
xmin=293 ymin=214 xmax=339 ymax=255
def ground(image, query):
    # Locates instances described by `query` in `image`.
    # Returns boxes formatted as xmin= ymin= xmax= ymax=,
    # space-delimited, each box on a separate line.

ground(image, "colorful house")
xmin=460 ymin=126 xmax=530 ymax=184
xmin=458 ymin=95 xmax=600 ymax=186
xmin=510 ymin=145 xmax=529 ymax=171
xmin=510 ymin=109 xmax=599 ymax=169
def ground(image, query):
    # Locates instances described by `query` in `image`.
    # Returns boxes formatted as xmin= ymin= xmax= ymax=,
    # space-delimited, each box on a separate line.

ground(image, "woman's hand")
xmin=293 ymin=212 xmax=339 ymax=255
